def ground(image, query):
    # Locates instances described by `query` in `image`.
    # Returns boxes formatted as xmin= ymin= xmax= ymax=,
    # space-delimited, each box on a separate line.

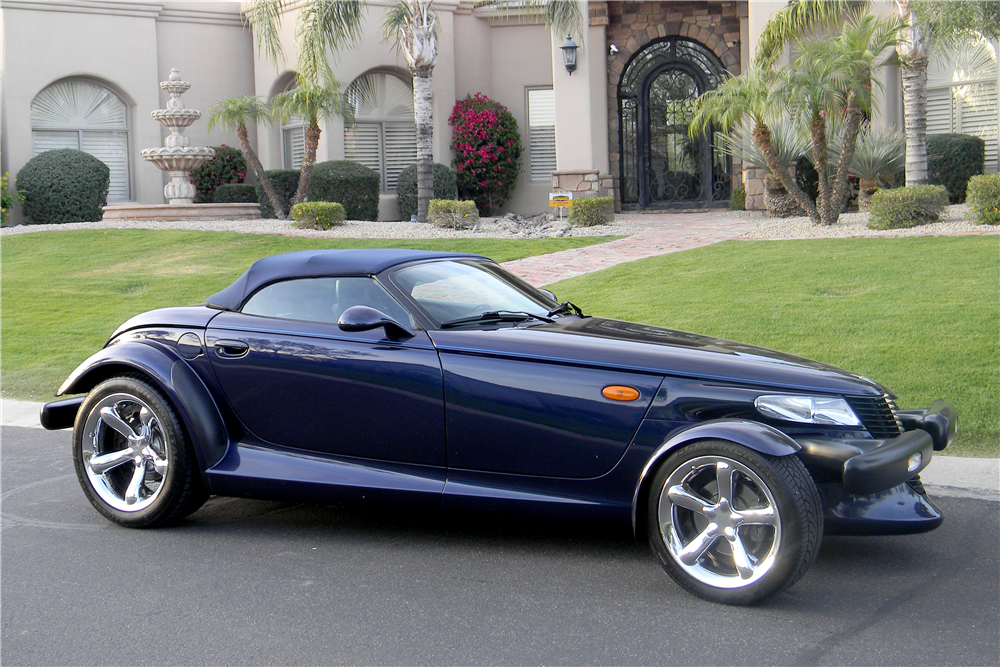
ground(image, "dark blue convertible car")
xmin=42 ymin=249 xmax=956 ymax=604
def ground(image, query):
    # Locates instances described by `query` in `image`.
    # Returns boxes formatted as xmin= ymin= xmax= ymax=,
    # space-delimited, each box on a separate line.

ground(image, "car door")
xmin=205 ymin=276 xmax=446 ymax=467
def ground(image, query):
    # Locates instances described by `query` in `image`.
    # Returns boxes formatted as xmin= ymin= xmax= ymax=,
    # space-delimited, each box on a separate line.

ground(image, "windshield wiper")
xmin=440 ymin=310 xmax=554 ymax=329
xmin=547 ymin=301 xmax=586 ymax=318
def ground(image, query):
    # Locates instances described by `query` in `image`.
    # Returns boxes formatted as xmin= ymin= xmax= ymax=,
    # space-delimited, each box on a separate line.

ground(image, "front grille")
xmin=845 ymin=395 xmax=903 ymax=440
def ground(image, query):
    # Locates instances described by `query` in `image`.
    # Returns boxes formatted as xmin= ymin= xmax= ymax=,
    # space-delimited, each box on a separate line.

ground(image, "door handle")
xmin=214 ymin=339 xmax=249 ymax=358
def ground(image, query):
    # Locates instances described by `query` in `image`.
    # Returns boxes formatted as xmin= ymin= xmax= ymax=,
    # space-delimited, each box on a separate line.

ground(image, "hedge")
xmin=569 ymin=196 xmax=614 ymax=227
xmin=306 ymin=161 xmax=379 ymax=221
xmin=396 ymin=163 xmax=458 ymax=220
xmin=215 ymin=184 xmax=257 ymax=204
xmin=427 ymin=199 xmax=479 ymax=229
xmin=291 ymin=201 xmax=346 ymax=229
xmin=967 ymin=173 xmax=1000 ymax=226
xmin=16 ymin=149 xmax=109 ymax=223
xmin=868 ymin=185 xmax=949 ymax=230
xmin=256 ymin=169 xmax=300 ymax=218
xmin=928 ymin=133 xmax=985 ymax=204
xmin=730 ymin=187 xmax=746 ymax=211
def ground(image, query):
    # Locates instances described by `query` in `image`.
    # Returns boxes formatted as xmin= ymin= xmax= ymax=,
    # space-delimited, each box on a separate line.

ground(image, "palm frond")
xmin=475 ymin=1 xmax=584 ymax=46
xmin=848 ymin=124 xmax=905 ymax=180
xmin=913 ymin=0 xmax=1000 ymax=47
xmin=296 ymin=0 xmax=365 ymax=85
xmin=272 ymin=82 xmax=354 ymax=127
xmin=755 ymin=0 xmax=857 ymax=66
xmin=689 ymin=62 xmax=778 ymax=137
xmin=243 ymin=0 xmax=291 ymax=68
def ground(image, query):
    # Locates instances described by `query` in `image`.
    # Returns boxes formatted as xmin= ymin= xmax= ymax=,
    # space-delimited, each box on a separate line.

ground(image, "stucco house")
xmin=1 ymin=0 xmax=997 ymax=224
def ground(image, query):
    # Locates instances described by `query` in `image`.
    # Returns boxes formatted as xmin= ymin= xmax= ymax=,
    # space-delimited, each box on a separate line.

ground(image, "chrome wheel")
xmin=647 ymin=440 xmax=822 ymax=605
xmin=81 ymin=393 xmax=169 ymax=512
xmin=657 ymin=455 xmax=780 ymax=589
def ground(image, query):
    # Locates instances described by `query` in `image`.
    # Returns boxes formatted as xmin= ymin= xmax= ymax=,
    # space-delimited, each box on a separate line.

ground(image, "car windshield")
xmin=391 ymin=260 xmax=560 ymax=329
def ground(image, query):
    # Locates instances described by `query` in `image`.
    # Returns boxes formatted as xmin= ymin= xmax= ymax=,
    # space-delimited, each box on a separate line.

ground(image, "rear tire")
xmin=647 ymin=439 xmax=822 ymax=605
xmin=72 ymin=375 xmax=208 ymax=527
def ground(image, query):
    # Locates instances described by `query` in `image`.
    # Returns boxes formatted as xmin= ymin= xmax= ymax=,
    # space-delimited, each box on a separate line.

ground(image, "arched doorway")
xmin=618 ymin=38 xmax=731 ymax=209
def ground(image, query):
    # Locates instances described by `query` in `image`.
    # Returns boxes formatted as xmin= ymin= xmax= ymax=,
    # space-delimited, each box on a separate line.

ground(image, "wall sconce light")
xmin=609 ymin=44 xmax=619 ymax=55
xmin=560 ymin=34 xmax=578 ymax=75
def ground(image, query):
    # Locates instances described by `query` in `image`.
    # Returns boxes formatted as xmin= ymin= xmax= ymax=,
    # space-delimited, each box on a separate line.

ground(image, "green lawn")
xmin=0 ymin=230 xmax=611 ymax=401
xmin=547 ymin=236 xmax=999 ymax=458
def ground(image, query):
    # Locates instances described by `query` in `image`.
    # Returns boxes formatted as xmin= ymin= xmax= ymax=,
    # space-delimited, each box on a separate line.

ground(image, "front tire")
xmin=72 ymin=375 xmax=207 ymax=527
xmin=647 ymin=439 xmax=822 ymax=605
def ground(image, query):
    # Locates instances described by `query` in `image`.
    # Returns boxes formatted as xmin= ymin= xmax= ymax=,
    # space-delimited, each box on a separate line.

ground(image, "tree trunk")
xmin=829 ymin=94 xmax=864 ymax=223
xmin=237 ymin=124 xmax=286 ymax=220
xmin=293 ymin=120 xmax=321 ymax=207
xmin=412 ymin=71 xmax=434 ymax=223
xmin=897 ymin=1 xmax=929 ymax=186
xmin=810 ymin=112 xmax=833 ymax=225
xmin=753 ymin=123 xmax=820 ymax=224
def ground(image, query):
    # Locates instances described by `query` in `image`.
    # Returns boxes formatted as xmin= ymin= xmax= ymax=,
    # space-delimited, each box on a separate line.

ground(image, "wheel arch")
xmin=631 ymin=419 xmax=801 ymax=540
xmin=60 ymin=342 xmax=230 ymax=473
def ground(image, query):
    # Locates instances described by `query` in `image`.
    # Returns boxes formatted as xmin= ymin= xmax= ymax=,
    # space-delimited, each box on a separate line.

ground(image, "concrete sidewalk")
xmin=4 ymin=398 xmax=995 ymax=501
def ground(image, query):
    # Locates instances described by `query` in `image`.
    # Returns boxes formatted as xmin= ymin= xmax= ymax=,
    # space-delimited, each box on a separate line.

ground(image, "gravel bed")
xmin=0 ymin=216 xmax=643 ymax=239
xmin=733 ymin=204 xmax=997 ymax=240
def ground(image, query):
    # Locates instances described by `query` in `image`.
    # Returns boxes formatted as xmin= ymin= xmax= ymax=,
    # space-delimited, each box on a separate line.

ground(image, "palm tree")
xmin=781 ymin=10 xmax=904 ymax=224
xmin=207 ymin=95 xmax=287 ymax=219
xmin=898 ymin=1 xmax=1000 ymax=186
xmin=382 ymin=0 xmax=438 ymax=223
xmin=271 ymin=82 xmax=355 ymax=206
xmin=691 ymin=62 xmax=821 ymax=223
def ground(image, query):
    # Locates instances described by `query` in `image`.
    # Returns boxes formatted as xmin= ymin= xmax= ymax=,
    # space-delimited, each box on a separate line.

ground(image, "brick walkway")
xmin=500 ymin=210 xmax=757 ymax=286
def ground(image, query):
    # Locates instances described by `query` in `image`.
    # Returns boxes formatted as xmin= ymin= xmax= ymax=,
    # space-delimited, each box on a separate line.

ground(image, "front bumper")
xmin=797 ymin=399 xmax=956 ymax=496
xmin=40 ymin=396 xmax=84 ymax=430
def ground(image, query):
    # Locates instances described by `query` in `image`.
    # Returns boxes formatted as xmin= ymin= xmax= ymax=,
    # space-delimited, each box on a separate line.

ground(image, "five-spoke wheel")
xmin=73 ymin=376 xmax=207 ymax=527
xmin=648 ymin=440 xmax=822 ymax=605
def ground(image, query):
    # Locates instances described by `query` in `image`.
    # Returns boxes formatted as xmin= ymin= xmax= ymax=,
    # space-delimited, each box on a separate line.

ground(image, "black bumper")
xmin=40 ymin=396 xmax=84 ymax=430
xmin=797 ymin=399 xmax=957 ymax=496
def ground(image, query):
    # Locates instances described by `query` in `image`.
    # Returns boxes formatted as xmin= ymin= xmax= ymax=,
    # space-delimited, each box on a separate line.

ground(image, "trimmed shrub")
xmin=16 ymin=149 xmax=109 ymax=223
xmin=256 ymin=169 xmax=300 ymax=218
xmin=215 ymin=184 xmax=258 ymax=204
xmin=928 ymin=133 xmax=985 ymax=204
xmin=967 ymin=173 xmax=1000 ymax=226
xmin=730 ymin=187 xmax=746 ymax=211
xmin=306 ymin=161 xmax=379 ymax=221
xmin=569 ymin=196 xmax=614 ymax=227
xmin=868 ymin=185 xmax=949 ymax=230
xmin=428 ymin=199 xmax=479 ymax=229
xmin=449 ymin=93 xmax=522 ymax=216
xmin=397 ymin=163 xmax=458 ymax=219
xmin=190 ymin=145 xmax=246 ymax=203
xmin=291 ymin=201 xmax=346 ymax=229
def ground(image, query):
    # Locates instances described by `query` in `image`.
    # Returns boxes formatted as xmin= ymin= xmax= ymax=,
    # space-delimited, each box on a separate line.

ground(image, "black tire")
xmin=647 ymin=439 xmax=822 ymax=605
xmin=72 ymin=375 xmax=208 ymax=527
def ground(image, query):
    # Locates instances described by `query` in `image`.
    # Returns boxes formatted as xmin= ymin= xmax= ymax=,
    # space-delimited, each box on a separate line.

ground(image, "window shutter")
xmin=957 ymin=86 xmax=999 ymax=170
xmin=528 ymin=89 xmax=556 ymax=181
xmin=82 ymin=131 xmax=130 ymax=201
xmin=383 ymin=123 xmax=417 ymax=192
xmin=283 ymin=127 xmax=305 ymax=169
xmin=344 ymin=123 xmax=382 ymax=177
xmin=32 ymin=130 xmax=79 ymax=154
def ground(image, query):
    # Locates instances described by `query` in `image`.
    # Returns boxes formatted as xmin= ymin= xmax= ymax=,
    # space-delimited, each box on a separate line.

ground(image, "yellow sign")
xmin=549 ymin=193 xmax=574 ymax=207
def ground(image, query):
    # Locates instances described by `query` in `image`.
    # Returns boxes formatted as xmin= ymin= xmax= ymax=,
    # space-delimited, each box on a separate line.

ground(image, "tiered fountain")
xmin=103 ymin=68 xmax=259 ymax=221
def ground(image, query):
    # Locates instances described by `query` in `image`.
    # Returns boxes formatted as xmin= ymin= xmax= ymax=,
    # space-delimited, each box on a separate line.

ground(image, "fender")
xmin=630 ymin=419 xmax=801 ymax=537
xmin=57 ymin=341 xmax=230 ymax=472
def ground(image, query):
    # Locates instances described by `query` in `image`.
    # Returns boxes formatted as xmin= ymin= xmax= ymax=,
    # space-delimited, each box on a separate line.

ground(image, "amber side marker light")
xmin=602 ymin=386 xmax=640 ymax=401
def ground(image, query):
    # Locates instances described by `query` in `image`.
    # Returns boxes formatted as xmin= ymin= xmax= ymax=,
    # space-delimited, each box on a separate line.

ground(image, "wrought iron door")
xmin=619 ymin=38 xmax=731 ymax=209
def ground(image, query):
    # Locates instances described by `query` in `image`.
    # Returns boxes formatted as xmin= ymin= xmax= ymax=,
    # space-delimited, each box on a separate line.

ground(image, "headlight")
xmin=754 ymin=395 xmax=861 ymax=427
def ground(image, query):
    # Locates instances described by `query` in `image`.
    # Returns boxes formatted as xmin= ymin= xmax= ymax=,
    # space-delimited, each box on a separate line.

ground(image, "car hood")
xmin=428 ymin=316 xmax=887 ymax=397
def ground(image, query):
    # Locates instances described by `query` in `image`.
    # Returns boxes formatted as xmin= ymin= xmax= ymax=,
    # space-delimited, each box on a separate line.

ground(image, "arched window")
xmin=344 ymin=72 xmax=416 ymax=193
xmin=31 ymin=79 xmax=131 ymax=201
xmin=927 ymin=37 xmax=999 ymax=171
xmin=279 ymin=78 xmax=307 ymax=169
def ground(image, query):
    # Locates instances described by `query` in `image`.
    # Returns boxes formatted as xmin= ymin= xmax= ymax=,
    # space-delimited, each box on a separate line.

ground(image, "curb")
xmin=4 ymin=399 xmax=995 ymax=501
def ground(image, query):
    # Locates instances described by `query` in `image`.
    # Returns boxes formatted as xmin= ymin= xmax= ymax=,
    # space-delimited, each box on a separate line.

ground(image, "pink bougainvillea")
xmin=448 ymin=93 xmax=522 ymax=215
xmin=190 ymin=145 xmax=246 ymax=203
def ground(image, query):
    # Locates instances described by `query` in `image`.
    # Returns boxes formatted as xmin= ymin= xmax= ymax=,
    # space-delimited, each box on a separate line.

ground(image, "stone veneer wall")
xmin=605 ymin=1 xmax=747 ymax=208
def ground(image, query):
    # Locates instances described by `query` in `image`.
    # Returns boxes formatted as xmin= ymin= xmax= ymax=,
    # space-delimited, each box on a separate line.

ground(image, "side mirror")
xmin=539 ymin=289 xmax=557 ymax=302
xmin=338 ymin=305 xmax=414 ymax=340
